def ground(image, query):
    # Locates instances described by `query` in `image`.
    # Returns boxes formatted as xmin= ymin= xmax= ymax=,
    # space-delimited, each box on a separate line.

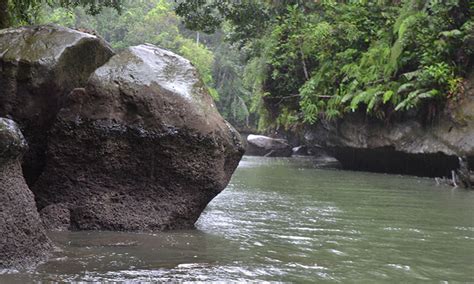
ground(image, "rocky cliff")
xmin=304 ymin=72 xmax=474 ymax=177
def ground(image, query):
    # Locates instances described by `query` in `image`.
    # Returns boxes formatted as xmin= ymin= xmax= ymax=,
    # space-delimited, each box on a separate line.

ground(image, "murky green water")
xmin=2 ymin=156 xmax=473 ymax=282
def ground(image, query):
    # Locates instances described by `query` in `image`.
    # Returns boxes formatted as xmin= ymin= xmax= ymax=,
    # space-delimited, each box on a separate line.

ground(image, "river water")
xmin=1 ymin=156 xmax=473 ymax=282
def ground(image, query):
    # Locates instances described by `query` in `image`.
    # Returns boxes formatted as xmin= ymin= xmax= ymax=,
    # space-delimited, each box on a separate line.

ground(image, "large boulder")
xmin=0 ymin=25 xmax=114 ymax=185
xmin=0 ymin=118 xmax=53 ymax=269
xmin=34 ymin=44 xmax=245 ymax=231
xmin=246 ymin=134 xmax=292 ymax=157
xmin=304 ymin=73 xmax=474 ymax=177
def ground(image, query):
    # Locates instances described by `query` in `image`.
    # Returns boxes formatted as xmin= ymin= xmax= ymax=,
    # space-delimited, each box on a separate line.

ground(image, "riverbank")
xmin=244 ymin=73 xmax=474 ymax=181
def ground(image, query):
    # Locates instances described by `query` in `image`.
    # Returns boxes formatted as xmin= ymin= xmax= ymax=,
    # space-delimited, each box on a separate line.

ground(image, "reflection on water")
xmin=1 ymin=156 xmax=473 ymax=282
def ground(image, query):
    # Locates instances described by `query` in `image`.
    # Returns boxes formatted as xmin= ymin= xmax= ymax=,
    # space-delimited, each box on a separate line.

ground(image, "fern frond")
xmin=397 ymin=82 xmax=415 ymax=94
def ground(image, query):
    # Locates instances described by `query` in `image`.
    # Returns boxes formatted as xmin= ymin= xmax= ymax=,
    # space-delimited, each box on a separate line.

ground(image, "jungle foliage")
xmin=177 ymin=0 xmax=474 ymax=130
xmin=0 ymin=0 xmax=123 ymax=28
xmin=4 ymin=0 xmax=473 ymax=131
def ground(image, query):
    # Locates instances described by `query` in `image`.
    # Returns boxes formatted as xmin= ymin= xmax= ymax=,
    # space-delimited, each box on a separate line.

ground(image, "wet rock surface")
xmin=40 ymin=203 xmax=71 ymax=231
xmin=304 ymin=73 xmax=474 ymax=177
xmin=33 ymin=44 xmax=245 ymax=231
xmin=246 ymin=134 xmax=292 ymax=157
xmin=0 ymin=118 xmax=53 ymax=269
xmin=0 ymin=25 xmax=114 ymax=185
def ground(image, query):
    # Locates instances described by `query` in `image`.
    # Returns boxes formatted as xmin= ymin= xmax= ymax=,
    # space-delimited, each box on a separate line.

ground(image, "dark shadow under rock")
xmin=327 ymin=146 xmax=459 ymax=177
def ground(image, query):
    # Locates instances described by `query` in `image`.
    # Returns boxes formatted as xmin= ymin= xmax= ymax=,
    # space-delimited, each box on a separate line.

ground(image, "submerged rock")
xmin=304 ymin=72 xmax=474 ymax=177
xmin=0 ymin=25 xmax=114 ymax=185
xmin=246 ymin=134 xmax=292 ymax=157
xmin=0 ymin=118 xmax=53 ymax=269
xmin=33 ymin=44 xmax=245 ymax=231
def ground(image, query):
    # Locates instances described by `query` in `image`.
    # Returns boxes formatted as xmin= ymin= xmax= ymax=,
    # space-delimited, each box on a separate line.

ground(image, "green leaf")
xmin=350 ymin=91 xmax=367 ymax=112
xmin=341 ymin=93 xmax=354 ymax=103
xmin=382 ymin=90 xmax=394 ymax=104
xmin=401 ymin=70 xmax=421 ymax=81
xmin=397 ymin=82 xmax=415 ymax=94
xmin=367 ymin=95 xmax=379 ymax=113
xmin=417 ymin=89 xmax=439 ymax=99
xmin=439 ymin=29 xmax=462 ymax=38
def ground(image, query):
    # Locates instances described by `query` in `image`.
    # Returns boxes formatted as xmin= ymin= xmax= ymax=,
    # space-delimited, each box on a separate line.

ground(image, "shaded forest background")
xmin=2 ymin=0 xmax=473 ymax=132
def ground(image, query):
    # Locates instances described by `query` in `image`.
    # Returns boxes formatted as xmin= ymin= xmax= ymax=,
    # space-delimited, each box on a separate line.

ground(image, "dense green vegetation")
xmin=178 ymin=0 xmax=473 ymax=131
xmin=0 ymin=0 xmax=123 ymax=28
xmin=3 ymin=0 xmax=473 ymax=131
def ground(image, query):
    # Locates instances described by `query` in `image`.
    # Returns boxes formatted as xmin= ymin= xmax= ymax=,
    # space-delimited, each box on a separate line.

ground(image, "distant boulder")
xmin=0 ymin=25 xmax=114 ymax=185
xmin=246 ymin=134 xmax=292 ymax=157
xmin=0 ymin=118 xmax=53 ymax=269
xmin=292 ymin=145 xmax=308 ymax=156
xmin=34 ymin=44 xmax=245 ymax=231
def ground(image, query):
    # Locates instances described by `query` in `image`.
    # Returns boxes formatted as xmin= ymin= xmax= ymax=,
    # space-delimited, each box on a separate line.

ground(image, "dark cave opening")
xmin=328 ymin=146 xmax=461 ymax=178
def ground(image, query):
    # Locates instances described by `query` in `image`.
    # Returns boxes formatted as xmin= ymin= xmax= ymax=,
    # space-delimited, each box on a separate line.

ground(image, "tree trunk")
xmin=0 ymin=0 xmax=10 ymax=30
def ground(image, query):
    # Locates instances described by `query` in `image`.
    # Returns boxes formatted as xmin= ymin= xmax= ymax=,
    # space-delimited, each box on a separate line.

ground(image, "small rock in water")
xmin=246 ymin=134 xmax=292 ymax=157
